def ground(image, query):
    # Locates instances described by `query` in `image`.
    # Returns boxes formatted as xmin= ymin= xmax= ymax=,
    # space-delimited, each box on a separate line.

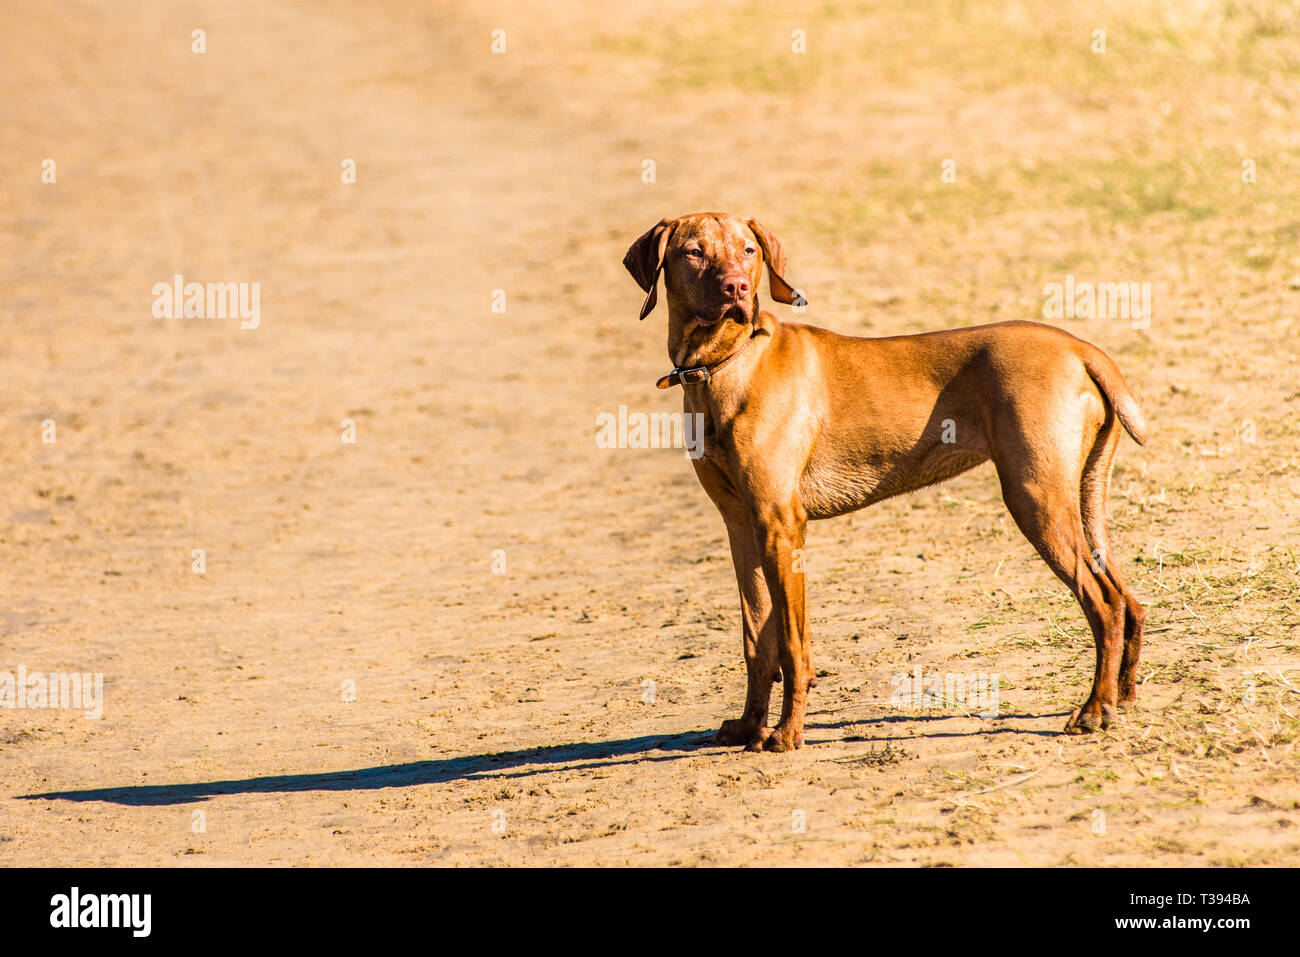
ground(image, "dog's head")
xmin=622 ymin=213 xmax=801 ymax=325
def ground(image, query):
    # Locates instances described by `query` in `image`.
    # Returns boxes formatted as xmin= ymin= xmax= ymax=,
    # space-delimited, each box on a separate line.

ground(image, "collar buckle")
xmin=655 ymin=327 xmax=760 ymax=390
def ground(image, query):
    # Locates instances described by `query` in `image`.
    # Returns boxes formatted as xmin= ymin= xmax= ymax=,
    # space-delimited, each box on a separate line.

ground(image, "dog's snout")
xmin=720 ymin=273 xmax=751 ymax=301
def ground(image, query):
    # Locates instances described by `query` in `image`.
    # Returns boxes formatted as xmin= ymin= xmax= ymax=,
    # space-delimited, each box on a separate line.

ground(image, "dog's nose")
xmin=720 ymin=274 xmax=750 ymax=300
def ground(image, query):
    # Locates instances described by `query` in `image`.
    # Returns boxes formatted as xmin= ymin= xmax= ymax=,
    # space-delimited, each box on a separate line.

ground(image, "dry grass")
xmin=0 ymin=0 xmax=1296 ymax=866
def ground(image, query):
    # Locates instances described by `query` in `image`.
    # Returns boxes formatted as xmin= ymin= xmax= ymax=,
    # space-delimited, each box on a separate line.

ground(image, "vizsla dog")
xmin=624 ymin=212 xmax=1148 ymax=752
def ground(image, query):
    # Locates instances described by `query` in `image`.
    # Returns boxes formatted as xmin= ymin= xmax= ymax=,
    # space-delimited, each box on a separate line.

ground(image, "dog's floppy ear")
xmin=747 ymin=218 xmax=803 ymax=306
xmin=623 ymin=219 xmax=674 ymax=320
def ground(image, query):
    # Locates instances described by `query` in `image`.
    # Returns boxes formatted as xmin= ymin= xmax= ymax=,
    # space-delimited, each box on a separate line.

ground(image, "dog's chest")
xmin=682 ymin=395 xmax=724 ymax=460
xmin=799 ymin=449 xmax=893 ymax=518
xmin=800 ymin=440 xmax=989 ymax=519
xmin=693 ymin=410 xmax=724 ymax=465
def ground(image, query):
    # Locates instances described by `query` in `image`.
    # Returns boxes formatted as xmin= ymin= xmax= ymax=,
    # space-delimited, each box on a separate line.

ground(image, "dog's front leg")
xmin=752 ymin=501 xmax=810 ymax=752
xmin=715 ymin=516 xmax=781 ymax=749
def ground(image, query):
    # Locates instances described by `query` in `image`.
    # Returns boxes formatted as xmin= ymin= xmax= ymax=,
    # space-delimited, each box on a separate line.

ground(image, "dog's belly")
xmin=799 ymin=444 xmax=991 ymax=520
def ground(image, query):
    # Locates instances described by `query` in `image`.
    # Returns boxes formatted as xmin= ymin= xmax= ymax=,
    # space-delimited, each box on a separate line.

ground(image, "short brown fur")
xmin=624 ymin=212 xmax=1148 ymax=751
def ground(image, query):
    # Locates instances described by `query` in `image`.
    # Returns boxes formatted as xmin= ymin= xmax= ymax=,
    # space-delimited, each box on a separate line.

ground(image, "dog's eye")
xmin=744 ymin=247 xmax=756 ymax=256
xmin=684 ymin=247 xmax=703 ymax=258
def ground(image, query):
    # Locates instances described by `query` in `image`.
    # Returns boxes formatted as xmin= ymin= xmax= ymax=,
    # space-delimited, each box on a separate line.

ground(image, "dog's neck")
xmin=665 ymin=299 xmax=763 ymax=371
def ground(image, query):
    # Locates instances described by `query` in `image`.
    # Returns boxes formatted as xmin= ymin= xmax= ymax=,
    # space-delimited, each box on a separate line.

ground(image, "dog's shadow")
xmin=18 ymin=714 xmax=1067 ymax=806
xmin=18 ymin=732 xmax=715 ymax=806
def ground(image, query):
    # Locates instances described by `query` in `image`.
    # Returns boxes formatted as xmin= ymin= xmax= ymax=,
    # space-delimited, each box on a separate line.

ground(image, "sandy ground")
xmin=1 ymin=0 xmax=1298 ymax=866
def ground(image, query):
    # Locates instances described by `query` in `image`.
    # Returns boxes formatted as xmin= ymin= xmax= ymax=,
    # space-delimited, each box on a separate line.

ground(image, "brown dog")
xmin=624 ymin=212 xmax=1148 ymax=751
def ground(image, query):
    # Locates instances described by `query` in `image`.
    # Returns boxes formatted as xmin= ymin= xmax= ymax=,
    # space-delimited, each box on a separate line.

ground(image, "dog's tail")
xmin=1081 ymin=347 xmax=1148 ymax=446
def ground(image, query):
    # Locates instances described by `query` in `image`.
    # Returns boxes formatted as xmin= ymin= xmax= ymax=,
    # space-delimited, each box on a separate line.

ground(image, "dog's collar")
xmin=657 ymin=326 xmax=761 ymax=389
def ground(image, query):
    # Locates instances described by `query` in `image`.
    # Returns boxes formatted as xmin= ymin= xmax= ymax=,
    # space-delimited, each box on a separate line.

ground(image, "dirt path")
xmin=2 ymin=0 xmax=1297 ymax=866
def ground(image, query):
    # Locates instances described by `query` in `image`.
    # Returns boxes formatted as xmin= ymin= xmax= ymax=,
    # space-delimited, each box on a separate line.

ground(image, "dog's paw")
xmin=760 ymin=723 xmax=804 ymax=752
xmin=1063 ymin=701 xmax=1116 ymax=734
xmin=715 ymin=718 xmax=762 ymax=747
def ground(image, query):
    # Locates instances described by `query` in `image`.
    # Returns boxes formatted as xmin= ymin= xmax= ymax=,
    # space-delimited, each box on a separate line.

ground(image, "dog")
xmin=623 ymin=212 xmax=1148 ymax=751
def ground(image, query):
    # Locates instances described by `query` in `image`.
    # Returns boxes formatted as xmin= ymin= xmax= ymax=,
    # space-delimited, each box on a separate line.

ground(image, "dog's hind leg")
xmin=993 ymin=419 xmax=1128 ymax=733
xmin=1080 ymin=406 xmax=1146 ymax=710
